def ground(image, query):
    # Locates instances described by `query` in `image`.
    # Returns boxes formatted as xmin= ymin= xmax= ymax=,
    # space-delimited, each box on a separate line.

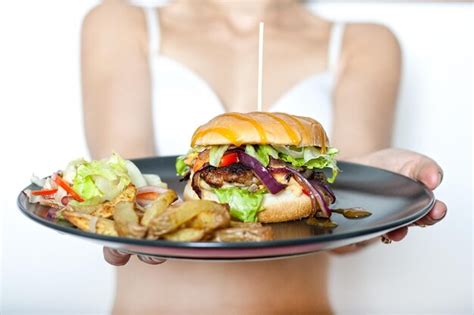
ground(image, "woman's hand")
xmin=103 ymin=248 xmax=167 ymax=266
xmin=332 ymin=148 xmax=447 ymax=254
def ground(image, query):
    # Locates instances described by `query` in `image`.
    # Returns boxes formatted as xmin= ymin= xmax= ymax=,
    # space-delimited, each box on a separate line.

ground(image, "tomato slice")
xmin=31 ymin=188 xmax=58 ymax=196
xmin=219 ymin=152 xmax=238 ymax=167
xmin=302 ymin=186 xmax=311 ymax=196
xmin=136 ymin=191 xmax=159 ymax=200
xmin=53 ymin=175 xmax=84 ymax=202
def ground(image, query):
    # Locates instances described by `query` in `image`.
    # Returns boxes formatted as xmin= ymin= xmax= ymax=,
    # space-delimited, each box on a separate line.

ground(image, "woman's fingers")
xmin=385 ymin=226 xmax=408 ymax=241
xmin=103 ymin=247 xmax=167 ymax=266
xmin=137 ymin=255 xmax=167 ymax=265
xmin=103 ymin=247 xmax=131 ymax=266
xmin=413 ymin=200 xmax=447 ymax=226
xmin=411 ymin=156 xmax=443 ymax=190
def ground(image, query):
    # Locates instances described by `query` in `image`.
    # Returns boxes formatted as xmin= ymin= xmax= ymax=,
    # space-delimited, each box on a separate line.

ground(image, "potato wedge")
xmin=147 ymin=200 xmax=226 ymax=239
xmin=113 ymin=201 xmax=147 ymax=238
xmin=90 ymin=184 xmax=137 ymax=219
xmin=213 ymin=226 xmax=273 ymax=242
xmin=70 ymin=184 xmax=137 ymax=218
xmin=187 ymin=207 xmax=230 ymax=232
xmin=62 ymin=210 xmax=118 ymax=236
xmin=163 ymin=228 xmax=205 ymax=242
xmin=141 ymin=189 xmax=177 ymax=227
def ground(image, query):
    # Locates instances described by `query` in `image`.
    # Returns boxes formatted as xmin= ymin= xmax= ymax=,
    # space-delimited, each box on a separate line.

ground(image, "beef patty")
xmin=199 ymin=163 xmax=259 ymax=188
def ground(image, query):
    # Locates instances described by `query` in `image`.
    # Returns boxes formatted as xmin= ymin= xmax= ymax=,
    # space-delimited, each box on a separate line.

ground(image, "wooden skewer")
xmin=257 ymin=22 xmax=264 ymax=112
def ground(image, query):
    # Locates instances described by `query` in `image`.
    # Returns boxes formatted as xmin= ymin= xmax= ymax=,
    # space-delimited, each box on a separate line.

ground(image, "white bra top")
xmin=143 ymin=7 xmax=345 ymax=156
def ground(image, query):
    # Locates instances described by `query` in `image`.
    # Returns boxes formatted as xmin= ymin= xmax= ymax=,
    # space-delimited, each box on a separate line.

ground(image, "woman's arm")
xmin=330 ymin=25 xmax=446 ymax=252
xmin=332 ymin=23 xmax=401 ymax=158
xmin=81 ymin=2 xmax=154 ymax=160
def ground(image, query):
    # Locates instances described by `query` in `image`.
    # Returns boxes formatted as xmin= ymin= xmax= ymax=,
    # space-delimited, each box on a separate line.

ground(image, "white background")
xmin=1 ymin=1 xmax=472 ymax=314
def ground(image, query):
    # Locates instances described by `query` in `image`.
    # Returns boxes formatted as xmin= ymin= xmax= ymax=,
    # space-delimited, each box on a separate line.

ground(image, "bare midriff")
xmin=191 ymin=127 xmax=241 ymax=146
xmin=223 ymin=113 xmax=268 ymax=144
xmin=262 ymin=112 xmax=300 ymax=145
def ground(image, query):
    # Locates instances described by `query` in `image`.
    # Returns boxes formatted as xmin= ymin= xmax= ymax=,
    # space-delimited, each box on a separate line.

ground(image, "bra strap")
xmin=143 ymin=7 xmax=160 ymax=56
xmin=327 ymin=22 xmax=346 ymax=72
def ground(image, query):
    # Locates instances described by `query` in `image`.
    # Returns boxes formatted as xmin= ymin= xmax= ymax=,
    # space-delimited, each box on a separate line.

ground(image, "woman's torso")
xmin=115 ymin=3 xmax=343 ymax=314
xmin=146 ymin=3 xmax=342 ymax=156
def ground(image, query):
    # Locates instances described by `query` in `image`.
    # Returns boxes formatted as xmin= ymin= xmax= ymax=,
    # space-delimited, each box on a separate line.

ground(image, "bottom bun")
xmin=183 ymin=182 xmax=316 ymax=223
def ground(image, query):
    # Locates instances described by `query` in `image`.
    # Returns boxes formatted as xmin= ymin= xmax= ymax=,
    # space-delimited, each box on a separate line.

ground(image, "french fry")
xmin=62 ymin=210 xmax=118 ymax=236
xmin=163 ymin=228 xmax=205 ymax=242
xmin=212 ymin=226 xmax=273 ymax=242
xmin=141 ymin=189 xmax=177 ymax=227
xmin=113 ymin=201 xmax=147 ymax=238
xmin=147 ymin=200 xmax=226 ymax=239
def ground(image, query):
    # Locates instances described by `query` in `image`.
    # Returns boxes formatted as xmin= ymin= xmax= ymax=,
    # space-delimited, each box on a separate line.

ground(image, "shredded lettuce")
xmin=175 ymin=156 xmax=190 ymax=176
xmin=177 ymin=142 xmax=339 ymax=182
xmin=244 ymin=144 xmax=278 ymax=166
xmin=273 ymin=145 xmax=304 ymax=159
xmin=125 ymin=160 xmax=147 ymax=188
xmin=214 ymin=187 xmax=264 ymax=222
xmin=143 ymin=174 xmax=167 ymax=188
xmin=209 ymin=145 xmax=229 ymax=167
xmin=70 ymin=153 xmax=131 ymax=206
xmin=244 ymin=144 xmax=339 ymax=182
xmin=277 ymin=146 xmax=339 ymax=183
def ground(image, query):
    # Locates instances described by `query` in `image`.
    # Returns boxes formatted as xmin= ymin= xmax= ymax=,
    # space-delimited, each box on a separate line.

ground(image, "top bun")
xmin=191 ymin=112 xmax=329 ymax=148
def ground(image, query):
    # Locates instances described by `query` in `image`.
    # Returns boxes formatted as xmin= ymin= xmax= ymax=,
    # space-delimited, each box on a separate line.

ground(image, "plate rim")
xmin=16 ymin=157 xmax=435 ymax=250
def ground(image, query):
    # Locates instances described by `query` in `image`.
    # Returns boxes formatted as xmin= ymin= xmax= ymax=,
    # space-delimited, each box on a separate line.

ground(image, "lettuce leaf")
xmin=214 ymin=187 xmax=264 ymax=222
xmin=245 ymin=144 xmax=279 ymax=166
xmin=209 ymin=145 xmax=229 ymax=167
xmin=274 ymin=146 xmax=339 ymax=183
xmin=71 ymin=153 xmax=131 ymax=205
xmin=175 ymin=156 xmax=190 ymax=176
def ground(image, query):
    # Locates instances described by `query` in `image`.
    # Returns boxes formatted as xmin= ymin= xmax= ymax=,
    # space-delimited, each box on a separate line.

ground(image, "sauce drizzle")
xmin=332 ymin=208 xmax=372 ymax=219
xmin=191 ymin=127 xmax=241 ymax=146
xmin=278 ymin=113 xmax=308 ymax=143
xmin=306 ymin=217 xmax=338 ymax=229
xmin=319 ymin=123 xmax=327 ymax=153
xmin=223 ymin=113 xmax=268 ymax=144
xmin=262 ymin=112 xmax=300 ymax=145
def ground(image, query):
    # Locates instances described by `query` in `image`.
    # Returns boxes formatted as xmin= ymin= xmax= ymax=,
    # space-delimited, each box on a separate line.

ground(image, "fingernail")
xmin=381 ymin=235 xmax=392 ymax=244
xmin=434 ymin=209 xmax=447 ymax=221
xmin=438 ymin=171 xmax=443 ymax=186
xmin=414 ymin=222 xmax=427 ymax=228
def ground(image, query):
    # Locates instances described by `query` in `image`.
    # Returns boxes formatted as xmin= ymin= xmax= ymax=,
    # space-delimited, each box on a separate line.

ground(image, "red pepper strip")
xmin=31 ymin=188 xmax=58 ymax=196
xmin=136 ymin=191 xmax=159 ymax=200
xmin=219 ymin=152 xmax=238 ymax=167
xmin=53 ymin=174 xmax=84 ymax=202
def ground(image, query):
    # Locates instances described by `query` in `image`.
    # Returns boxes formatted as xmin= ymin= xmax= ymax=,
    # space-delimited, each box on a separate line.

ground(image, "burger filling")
xmin=177 ymin=144 xmax=339 ymax=222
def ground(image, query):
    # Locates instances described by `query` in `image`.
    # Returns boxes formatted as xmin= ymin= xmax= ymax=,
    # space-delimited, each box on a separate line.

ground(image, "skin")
xmin=81 ymin=1 xmax=447 ymax=313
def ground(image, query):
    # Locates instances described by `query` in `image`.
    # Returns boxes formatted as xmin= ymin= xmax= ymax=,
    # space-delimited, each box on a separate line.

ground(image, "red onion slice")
xmin=283 ymin=167 xmax=332 ymax=218
xmin=309 ymin=179 xmax=336 ymax=204
xmin=235 ymin=151 xmax=286 ymax=194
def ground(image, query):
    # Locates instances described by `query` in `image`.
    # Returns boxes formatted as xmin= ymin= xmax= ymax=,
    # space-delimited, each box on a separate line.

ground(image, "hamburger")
xmin=176 ymin=112 xmax=339 ymax=223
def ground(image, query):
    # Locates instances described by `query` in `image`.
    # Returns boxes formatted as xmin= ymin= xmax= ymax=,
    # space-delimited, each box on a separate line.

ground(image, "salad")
xmin=24 ymin=153 xmax=168 ymax=212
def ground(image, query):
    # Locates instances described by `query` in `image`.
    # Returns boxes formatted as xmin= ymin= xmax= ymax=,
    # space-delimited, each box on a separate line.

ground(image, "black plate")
xmin=17 ymin=156 xmax=434 ymax=261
